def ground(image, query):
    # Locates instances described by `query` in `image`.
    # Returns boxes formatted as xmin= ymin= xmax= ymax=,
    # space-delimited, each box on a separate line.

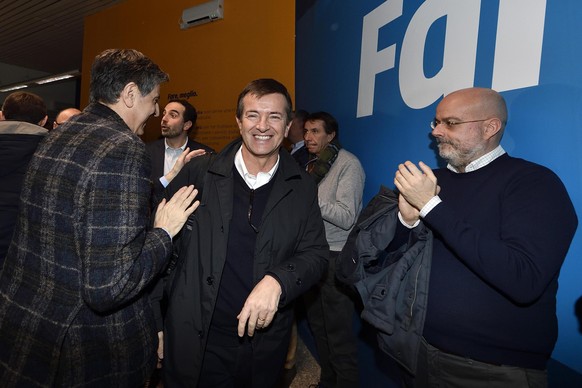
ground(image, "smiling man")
xmin=155 ymin=78 xmax=329 ymax=387
xmin=0 ymin=49 xmax=199 ymax=387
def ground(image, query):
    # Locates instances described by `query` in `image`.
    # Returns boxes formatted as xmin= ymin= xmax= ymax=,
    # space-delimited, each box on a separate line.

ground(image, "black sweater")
xmin=209 ymin=169 xmax=275 ymax=344
xmin=422 ymin=154 xmax=577 ymax=369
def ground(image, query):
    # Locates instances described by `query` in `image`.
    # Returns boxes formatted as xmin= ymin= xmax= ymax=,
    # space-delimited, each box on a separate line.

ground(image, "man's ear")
xmin=484 ymin=118 xmax=502 ymax=140
xmin=39 ymin=115 xmax=48 ymax=127
xmin=327 ymin=131 xmax=336 ymax=143
xmin=183 ymin=120 xmax=193 ymax=132
xmin=236 ymin=116 xmax=243 ymax=133
xmin=120 ymin=82 xmax=138 ymax=108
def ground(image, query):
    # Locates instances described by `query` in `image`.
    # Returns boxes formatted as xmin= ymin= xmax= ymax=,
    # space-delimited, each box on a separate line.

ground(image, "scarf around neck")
xmin=306 ymin=142 xmax=341 ymax=185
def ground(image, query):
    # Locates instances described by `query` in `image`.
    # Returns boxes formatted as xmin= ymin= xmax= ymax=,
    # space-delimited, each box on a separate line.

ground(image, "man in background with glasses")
xmin=393 ymin=87 xmax=577 ymax=387
xmin=52 ymin=107 xmax=81 ymax=129
xmin=155 ymin=78 xmax=328 ymax=387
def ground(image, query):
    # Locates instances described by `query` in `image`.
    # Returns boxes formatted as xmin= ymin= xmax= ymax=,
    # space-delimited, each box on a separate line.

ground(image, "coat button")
xmin=296 ymin=278 xmax=302 ymax=286
xmin=286 ymin=263 xmax=295 ymax=271
xmin=206 ymin=276 xmax=214 ymax=285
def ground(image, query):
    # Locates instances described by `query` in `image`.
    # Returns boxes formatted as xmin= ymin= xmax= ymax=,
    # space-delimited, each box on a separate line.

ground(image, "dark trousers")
xmin=198 ymin=338 xmax=253 ymax=388
xmin=199 ymin=333 xmax=286 ymax=388
xmin=305 ymin=250 xmax=359 ymax=388
xmin=402 ymin=337 xmax=548 ymax=388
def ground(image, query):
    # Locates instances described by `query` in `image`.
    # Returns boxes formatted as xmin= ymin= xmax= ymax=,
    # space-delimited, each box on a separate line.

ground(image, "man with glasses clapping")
xmin=392 ymin=87 xmax=577 ymax=387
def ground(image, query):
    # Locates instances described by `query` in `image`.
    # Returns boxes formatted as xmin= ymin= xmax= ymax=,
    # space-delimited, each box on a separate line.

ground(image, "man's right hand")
xmin=164 ymin=147 xmax=207 ymax=184
xmin=394 ymin=161 xmax=438 ymax=210
xmin=154 ymin=185 xmax=199 ymax=238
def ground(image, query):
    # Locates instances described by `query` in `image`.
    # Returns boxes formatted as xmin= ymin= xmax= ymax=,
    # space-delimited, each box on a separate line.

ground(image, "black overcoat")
xmin=161 ymin=138 xmax=329 ymax=387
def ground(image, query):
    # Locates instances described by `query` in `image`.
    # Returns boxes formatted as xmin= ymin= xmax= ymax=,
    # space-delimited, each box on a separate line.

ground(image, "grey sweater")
xmin=317 ymin=149 xmax=365 ymax=251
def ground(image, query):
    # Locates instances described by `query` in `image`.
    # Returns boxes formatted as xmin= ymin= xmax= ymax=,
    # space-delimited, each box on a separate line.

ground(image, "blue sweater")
xmin=422 ymin=154 xmax=577 ymax=369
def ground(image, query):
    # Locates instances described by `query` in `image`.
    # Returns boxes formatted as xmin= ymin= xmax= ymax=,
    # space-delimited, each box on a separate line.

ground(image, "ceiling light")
xmin=36 ymin=74 xmax=76 ymax=84
xmin=0 ymin=70 xmax=80 ymax=93
xmin=0 ymin=84 xmax=28 ymax=92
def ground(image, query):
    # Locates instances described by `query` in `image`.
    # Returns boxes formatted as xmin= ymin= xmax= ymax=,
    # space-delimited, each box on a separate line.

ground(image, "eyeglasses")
xmin=430 ymin=118 xmax=489 ymax=130
xmin=248 ymin=189 xmax=259 ymax=233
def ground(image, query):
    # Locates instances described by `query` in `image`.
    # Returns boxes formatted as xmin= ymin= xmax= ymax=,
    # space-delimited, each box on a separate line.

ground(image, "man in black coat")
xmin=156 ymin=79 xmax=329 ymax=387
xmin=0 ymin=91 xmax=48 ymax=265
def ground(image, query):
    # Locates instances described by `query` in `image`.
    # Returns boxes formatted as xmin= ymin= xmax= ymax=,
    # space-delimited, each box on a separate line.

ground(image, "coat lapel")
xmin=260 ymin=150 xmax=304 ymax=225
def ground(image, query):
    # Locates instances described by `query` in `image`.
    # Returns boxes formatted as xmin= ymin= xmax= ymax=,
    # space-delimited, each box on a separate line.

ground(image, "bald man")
xmin=53 ymin=107 xmax=82 ymax=129
xmin=392 ymin=87 xmax=577 ymax=387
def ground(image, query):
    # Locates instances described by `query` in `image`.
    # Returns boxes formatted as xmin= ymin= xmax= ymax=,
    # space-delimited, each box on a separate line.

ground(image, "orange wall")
xmin=81 ymin=0 xmax=295 ymax=150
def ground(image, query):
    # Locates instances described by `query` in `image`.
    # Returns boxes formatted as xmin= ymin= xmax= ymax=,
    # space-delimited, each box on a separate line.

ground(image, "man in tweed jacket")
xmin=0 ymin=49 xmax=199 ymax=387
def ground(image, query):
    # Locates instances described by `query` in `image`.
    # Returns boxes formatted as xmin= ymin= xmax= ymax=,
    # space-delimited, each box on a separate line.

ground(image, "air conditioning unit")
xmin=180 ymin=0 xmax=224 ymax=29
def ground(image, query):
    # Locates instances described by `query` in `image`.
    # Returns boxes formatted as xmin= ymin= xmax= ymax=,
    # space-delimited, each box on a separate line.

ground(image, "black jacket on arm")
xmin=337 ymin=186 xmax=432 ymax=375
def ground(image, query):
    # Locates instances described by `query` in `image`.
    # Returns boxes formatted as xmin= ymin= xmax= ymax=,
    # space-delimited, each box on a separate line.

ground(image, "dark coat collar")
xmin=85 ymin=102 xmax=129 ymax=131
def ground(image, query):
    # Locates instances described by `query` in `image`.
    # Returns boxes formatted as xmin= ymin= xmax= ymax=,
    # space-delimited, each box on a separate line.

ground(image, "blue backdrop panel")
xmin=296 ymin=0 xmax=582 ymax=381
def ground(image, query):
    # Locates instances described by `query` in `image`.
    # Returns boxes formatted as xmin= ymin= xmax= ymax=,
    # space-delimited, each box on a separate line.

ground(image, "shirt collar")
xmin=291 ymin=140 xmax=305 ymax=154
xmin=164 ymin=137 xmax=188 ymax=151
xmin=447 ymin=145 xmax=506 ymax=173
xmin=234 ymin=145 xmax=279 ymax=189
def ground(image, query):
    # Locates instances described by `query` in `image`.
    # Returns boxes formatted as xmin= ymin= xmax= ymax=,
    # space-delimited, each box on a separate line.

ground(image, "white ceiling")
xmin=0 ymin=0 xmax=126 ymax=86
